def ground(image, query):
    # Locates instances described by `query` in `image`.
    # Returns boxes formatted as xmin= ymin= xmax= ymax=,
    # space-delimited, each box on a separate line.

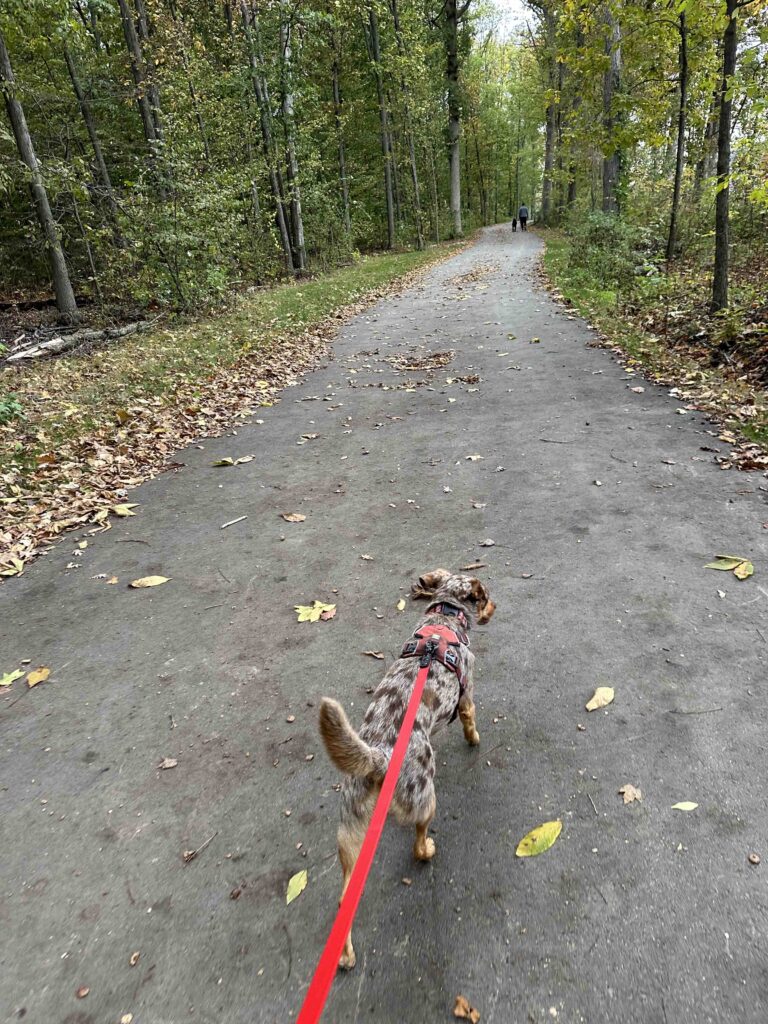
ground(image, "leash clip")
xmin=419 ymin=636 xmax=439 ymax=668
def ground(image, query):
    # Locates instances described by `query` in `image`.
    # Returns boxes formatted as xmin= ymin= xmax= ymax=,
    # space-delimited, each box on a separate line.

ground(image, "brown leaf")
xmin=454 ymin=994 xmax=480 ymax=1022
xmin=129 ymin=952 xmax=140 ymax=967
xmin=158 ymin=757 xmax=178 ymax=770
xmin=76 ymin=987 xmax=90 ymax=999
xmin=362 ymin=650 xmax=385 ymax=659
xmin=281 ymin=512 xmax=306 ymax=523
xmin=106 ymin=575 xmax=119 ymax=585
xmin=319 ymin=606 xmax=336 ymax=620
xmin=461 ymin=562 xmax=486 ymax=571
xmin=27 ymin=666 xmax=50 ymax=688
xmin=618 ymin=784 xmax=642 ymax=804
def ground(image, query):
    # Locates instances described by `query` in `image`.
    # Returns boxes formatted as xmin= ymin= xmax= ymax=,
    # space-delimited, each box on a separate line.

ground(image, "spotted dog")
xmin=319 ymin=568 xmax=496 ymax=969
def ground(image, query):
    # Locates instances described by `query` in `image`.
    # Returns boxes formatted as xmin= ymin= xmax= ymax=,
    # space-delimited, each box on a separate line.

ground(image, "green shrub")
xmin=0 ymin=394 xmax=24 ymax=425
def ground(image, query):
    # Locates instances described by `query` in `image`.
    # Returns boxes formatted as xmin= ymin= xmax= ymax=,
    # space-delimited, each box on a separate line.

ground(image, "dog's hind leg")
xmin=458 ymin=697 xmax=480 ymax=746
xmin=413 ymin=790 xmax=437 ymax=862
xmin=337 ymin=820 xmax=366 ymax=970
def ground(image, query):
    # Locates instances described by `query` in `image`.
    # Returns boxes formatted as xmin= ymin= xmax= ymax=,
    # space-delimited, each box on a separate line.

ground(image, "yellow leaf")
xmin=113 ymin=504 xmax=139 ymax=517
xmin=672 ymin=801 xmax=698 ymax=811
xmin=396 ymin=598 xmax=406 ymax=611
xmin=213 ymin=457 xmax=235 ymax=466
xmin=1 ymin=669 xmax=24 ymax=687
xmin=27 ymin=666 xmax=51 ymax=688
xmin=281 ymin=512 xmax=306 ymax=523
xmin=705 ymin=555 xmax=744 ymax=571
xmin=286 ymin=869 xmax=308 ymax=905
xmin=733 ymin=560 xmax=753 ymax=580
xmin=130 ymin=576 xmax=170 ymax=588
xmin=0 ymin=557 xmax=24 ymax=577
xmin=295 ymin=601 xmax=336 ymax=622
xmin=586 ymin=686 xmax=614 ymax=711
xmin=515 ymin=820 xmax=562 ymax=858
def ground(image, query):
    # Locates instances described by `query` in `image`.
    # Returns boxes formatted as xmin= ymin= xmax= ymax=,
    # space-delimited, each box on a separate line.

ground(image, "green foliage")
xmin=567 ymin=211 xmax=655 ymax=291
xmin=0 ymin=393 xmax=24 ymax=425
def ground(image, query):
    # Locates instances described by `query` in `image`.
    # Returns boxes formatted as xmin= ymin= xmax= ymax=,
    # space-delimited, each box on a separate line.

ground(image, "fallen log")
xmin=6 ymin=320 xmax=156 ymax=362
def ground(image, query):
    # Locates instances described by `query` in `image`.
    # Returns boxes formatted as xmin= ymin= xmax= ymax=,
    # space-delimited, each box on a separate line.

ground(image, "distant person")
xmin=518 ymin=203 xmax=529 ymax=231
xmin=512 ymin=216 xmax=517 ymax=232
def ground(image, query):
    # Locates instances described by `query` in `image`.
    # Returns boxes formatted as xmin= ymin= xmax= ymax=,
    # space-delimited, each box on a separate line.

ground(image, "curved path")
xmin=2 ymin=225 xmax=767 ymax=1023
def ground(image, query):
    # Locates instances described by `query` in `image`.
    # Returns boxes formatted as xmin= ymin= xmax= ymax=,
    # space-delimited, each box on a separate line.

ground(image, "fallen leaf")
xmin=586 ymin=686 xmax=614 ymax=711
xmin=396 ymin=598 xmax=406 ymax=611
xmin=130 ymin=576 xmax=170 ymax=588
xmin=213 ymin=457 xmax=235 ymax=466
xmin=705 ymin=554 xmax=753 ymax=579
xmin=78 ymin=540 xmax=88 ymax=549
xmin=363 ymin=651 xmax=385 ymax=659
xmin=454 ymin=994 xmax=480 ymax=1022
xmin=320 ymin=607 xmax=336 ymax=621
xmin=594 ymin=479 xmax=602 ymax=486
xmin=1 ymin=669 xmax=24 ymax=687
xmin=461 ymin=562 xmax=486 ymax=571
xmin=76 ymin=986 xmax=90 ymax=999
xmin=618 ymin=784 xmax=642 ymax=804
xmin=515 ymin=820 xmax=562 ymax=857
xmin=630 ymin=386 xmax=645 ymax=393
xmin=286 ymin=869 xmax=308 ymax=905
xmin=733 ymin=560 xmax=754 ymax=580
xmin=158 ymin=757 xmax=178 ymax=770
xmin=281 ymin=512 xmax=306 ymax=523
xmin=295 ymin=601 xmax=336 ymax=623
xmin=129 ymin=952 xmax=140 ymax=967
xmin=471 ymin=502 xmax=486 ymax=509
xmin=529 ymin=337 xmax=541 ymax=344
xmin=113 ymin=503 xmax=138 ymax=517
xmin=672 ymin=801 xmax=698 ymax=811
xmin=360 ymin=554 xmax=374 ymax=560
xmin=120 ymin=1015 xmax=133 ymax=1024
xmin=479 ymin=539 xmax=495 ymax=547
xmin=465 ymin=454 xmax=484 ymax=461
xmin=106 ymin=575 xmax=119 ymax=585
xmin=27 ymin=666 xmax=51 ymax=688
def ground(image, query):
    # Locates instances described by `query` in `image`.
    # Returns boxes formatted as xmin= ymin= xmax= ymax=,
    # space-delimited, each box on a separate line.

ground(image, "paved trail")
xmin=3 ymin=225 xmax=767 ymax=1024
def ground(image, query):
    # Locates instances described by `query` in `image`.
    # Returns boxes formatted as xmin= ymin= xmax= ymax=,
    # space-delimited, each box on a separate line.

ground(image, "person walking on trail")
xmin=518 ymin=203 xmax=529 ymax=231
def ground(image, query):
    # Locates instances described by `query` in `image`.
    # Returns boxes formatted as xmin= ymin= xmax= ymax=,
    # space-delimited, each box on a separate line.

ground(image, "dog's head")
xmin=411 ymin=568 xmax=496 ymax=625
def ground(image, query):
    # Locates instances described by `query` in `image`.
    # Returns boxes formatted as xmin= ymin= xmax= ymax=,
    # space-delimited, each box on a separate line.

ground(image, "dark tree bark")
xmin=602 ymin=6 xmax=622 ymax=214
xmin=666 ymin=10 xmax=688 ymax=263
xmin=63 ymin=43 xmax=121 ymax=229
xmin=134 ymin=0 xmax=163 ymax=140
xmin=279 ymin=7 xmax=307 ymax=271
xmin=365 ymin=7 xmax=395 ymax=249
xmin=0 ymin=29 xmax=78 ymax=319
xmin=167 ymin=0 xmax=211 ymax=161
xmin=711 ymin=0 xmax=739 ymax=311
xmin=540 ymin=6 xmax=557 ymax=225
xmin=389 ymin=0 xmax=424 ymax=249
xmin=330 ymin=32 xmax=352 ymax=237
xmin=239 ymin=0 xmax=294 ymax=274
xmin=117 ymin=0 xmax=158 ymax=145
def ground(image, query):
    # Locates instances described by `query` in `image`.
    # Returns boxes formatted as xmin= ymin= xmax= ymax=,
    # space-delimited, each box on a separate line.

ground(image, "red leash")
xmin=296 ymin=658 xmax=432 ymax=1023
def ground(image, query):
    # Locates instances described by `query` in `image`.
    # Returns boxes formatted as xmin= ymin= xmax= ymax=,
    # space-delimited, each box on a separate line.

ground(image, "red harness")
xmin=400 ymin=616 xmax=469 ymax=720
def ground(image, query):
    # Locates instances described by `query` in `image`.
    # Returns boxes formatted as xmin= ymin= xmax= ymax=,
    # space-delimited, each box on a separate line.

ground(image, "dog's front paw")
xmin=466 ymin=729 xmax=480 ymax=746
xmin=339 ymin=947 xmax=357 ymax=971
xmin=414 ymin=836 xmax=436 ymax=861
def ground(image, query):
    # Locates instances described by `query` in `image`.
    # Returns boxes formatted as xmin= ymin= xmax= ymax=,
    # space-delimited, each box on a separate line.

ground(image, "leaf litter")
xmin=704 ymin=554 xmax=754 ymax=579
xmin=295 ymin=601 xmax=337 ymax=623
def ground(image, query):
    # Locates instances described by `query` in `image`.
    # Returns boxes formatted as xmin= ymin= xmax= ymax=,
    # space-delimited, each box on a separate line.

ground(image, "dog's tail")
xmin=319 ymin=698 xmax=387 ymax=780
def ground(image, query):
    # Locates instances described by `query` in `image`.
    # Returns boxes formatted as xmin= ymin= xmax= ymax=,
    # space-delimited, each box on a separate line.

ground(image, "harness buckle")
xmin=419 ymin=638 xmax=438 ymax=668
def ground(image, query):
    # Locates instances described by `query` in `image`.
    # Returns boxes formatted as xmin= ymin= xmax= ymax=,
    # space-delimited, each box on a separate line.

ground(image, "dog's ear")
xmin=411 ymin=568 xmax=451 ymax=600
xmin=469 ymin=578 xmax=496 ymax=624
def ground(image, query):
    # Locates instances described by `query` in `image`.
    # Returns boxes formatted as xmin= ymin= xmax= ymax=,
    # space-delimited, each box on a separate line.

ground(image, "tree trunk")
xmin=602 ymin=6 xmax=622 ymax=214
xmin=445 ymin=0 xmax=464 ymax=237
xmin=0 ymin=30 xmax=78 ymax=319
xmin=117 ymin=0 xmax=158 ymax=145
xmin=540 ymin=6 xmax=557 ymax=225
xmin=134 ymin=0 xmax=163 ymax=140
xmin=279 ymin=9 xmax=307 ymax=271
xmin=428 ymin=142 xmax=440 ymax=242
xmin=666 ymin=11 xmax=687 ymax=263
xmin=63 ymin=43 xmax=121 ymax=229
xmin=239 ymin=0 xmax=294 ymax=274
xmin=167 ymin=0 xmax=211 ymax=161
xmin=711 ymin=0 xmax=738 ymax=312
xmin=389 ymin=0 xmax=424 ymax=248
xmin=330 ymin=38 xmax=352 ymax=237
xmin=365 ymin=8 xmax=395 ymax=249
xmin=472 ymin=123 xmax=486 ymax=224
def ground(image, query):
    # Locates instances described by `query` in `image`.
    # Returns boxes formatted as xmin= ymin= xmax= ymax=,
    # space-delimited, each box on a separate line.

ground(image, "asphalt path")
xmin=2 ymin=224 xmax=767 ymax=1024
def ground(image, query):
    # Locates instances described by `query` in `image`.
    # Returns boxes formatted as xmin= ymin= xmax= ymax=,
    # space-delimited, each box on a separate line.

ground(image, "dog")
xmin=512 ymin=216 xmax=517 ymax=231
xmin=319 ymin=568 xmax=496 ymax=969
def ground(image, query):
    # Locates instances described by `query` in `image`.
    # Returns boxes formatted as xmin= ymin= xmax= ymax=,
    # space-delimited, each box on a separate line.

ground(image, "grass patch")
xmin=542 ymin=230 xmax=768 ymax=452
